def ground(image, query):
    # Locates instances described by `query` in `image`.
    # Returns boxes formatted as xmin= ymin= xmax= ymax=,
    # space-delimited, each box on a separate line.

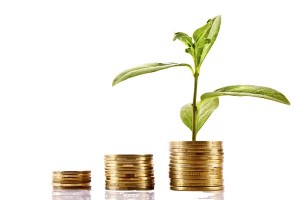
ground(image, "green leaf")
xmin=196 ymin=38 xmax=211 ymax=49
xmin=173 ymin=32 xmax=193 ymax=47
xmin=185 ymin=47 xmax=195 ymax=57
xmin=201 ymin=85 xmax=290 ymax=105
xmin=200 ymin=16 xmax=221 ymax=65
xmin=180 ymin=97 xmax=219 ymax=135
xmin=112 ymin=63 xmax=193 ymax=86
xmin=196 ymin=38 xmax=211 ymax=62
xmin=193 ymin=20 xmax=212 ymax=44
xmin=180 ymin=103 xmax=193 ymax=132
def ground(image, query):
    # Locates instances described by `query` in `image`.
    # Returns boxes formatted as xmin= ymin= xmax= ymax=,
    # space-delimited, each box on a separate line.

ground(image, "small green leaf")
xmin=200 ymin=16 xmax=221 ymax=65
xmin=173 ymin=32 xmax=193 ymax=47
xmin=180 ymin=103 xmax=193 ymax=132
xmin=180 ymin=97 xmax=219 ymax=135
xmin=201 ymin=85 xmax=290 ymax=105
xmin=185 ymin=47 xmax=195 ymax=57
xmin=112 ymin=63 xmax=193 ymax=86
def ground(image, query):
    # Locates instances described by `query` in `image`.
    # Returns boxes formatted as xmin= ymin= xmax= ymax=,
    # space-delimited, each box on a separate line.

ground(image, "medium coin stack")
xmin=52 ymin=171 xmax=91 ymax=190
xmin=169 ymin=141 xmax=224 ymax=191
xmin=105 ymin=154 xmax=155 ymax=191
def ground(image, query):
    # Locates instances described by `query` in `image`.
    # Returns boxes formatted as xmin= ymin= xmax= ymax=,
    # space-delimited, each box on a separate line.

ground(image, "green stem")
xmin=192 ymin=72 xmax=199 ymax=141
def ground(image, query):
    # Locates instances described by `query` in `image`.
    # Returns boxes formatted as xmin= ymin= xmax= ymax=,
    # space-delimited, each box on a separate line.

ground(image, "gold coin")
xmin=170 ymin=147 xmax=223 ymax=151
xmin=105 ymin=167 xmax=153 ymax=171
xmin=170 ymin=146 xmax=223 ymax=150
xmin=170 ymin=147 xmax=222 ymax=151
xmin=52 ymin=176 xmax=91 ymax=180
xmin=169 ymin=171 xmax=222 ymax=176
xmin=106 ymin=182 xmax=154 ymax=187
xmin=171 ymin=182 xmax=222 ymax=187
xmin=52 ymin=175 xmax=89 ymax=178
xmin=105 ymin=155 xmax=152 ymax=160
xmin=53 ymin=171 xmax=91 ymax=175
xmin=105 ymin=170 xmax=154 ymax=174
xmin=170 ymin=152 xmax=223 ymax=156
xmin=52 ymin=179 xmax=90 ymax=183
xmin=52 ymin=183 xmax=90 ymax=187
xmin=169 ymin=163 xmax=223 ymax=168
xmin=105 ymin=163 xmax=153 ymax=167
xmin=53 ymin=180 xmax=91 ymax=184
xmin=53 ymin=173 xmax=91 ymax=177
xmin=105 ymin=173 xmax=154 ymax=178
xmin=53 ymin=186 xmax=91 ymax=190
xmin=170 ymin=143 xmax=222 ymax=147
xmin=169 ymin=167 xmax=222 ymax=172
xmin=105 ymin=159 xmax=152 ymax=162
xmin=171 ymin=178 xmax=223 ymax=185
xmin=170 ymin=186 xmax=224 ymax=191
xmin=106 ymin=177 xmax=154 ymax=181
xmin=170 ymin=159 xmax=222 ymax=164
xmin=105 ymin=160 xmax=153 ymax=164
xmin=105 ymin=168 xmax=153 ymax=172
xmin=170 ymin=141 xmax=222 ymax=145
xmin=169 ymin=174 xmax=222 ymax=179
xmin=169 ymin=162 xmax=223 ymax=168
xmin=105 ymin=154 xmax=153 ymax=157
xmin=170 ymin=141 xmax=222 ymax=147
xmin=105 ymin=186 xmax=154 ymax=191
xmin=105 ymin=179 xmax=154 ymax=185
xmin=52 ymin=176 xmax=91 ymax=179
xmin=170 ymin=155 xmax=223 ymax=160
xmin=105 ymin=174 xmax=154 ymax=178
xmin=52 ymin=181 xmax=91 ymax=184
xmin=170 ymin=148 xmax=223 ymax=153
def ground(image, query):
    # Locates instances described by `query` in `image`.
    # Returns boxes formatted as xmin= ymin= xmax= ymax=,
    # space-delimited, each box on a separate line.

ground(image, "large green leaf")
xmin=112 ymin=63 xmax=193 ymax=86
xmin=173 ymin=32 xmax=193 ymax=47
xmin=180 ymin=97 xmax=219 ymax=134
xmin=193 ymin=20 xmax=212 ymax=45
xmin=192 ymin=20 xmax=212 ymax=67
xmin=201 ymin=85 xmax=290 ymax=105
xmin=199 ymin=16 xmax=221 ymax=65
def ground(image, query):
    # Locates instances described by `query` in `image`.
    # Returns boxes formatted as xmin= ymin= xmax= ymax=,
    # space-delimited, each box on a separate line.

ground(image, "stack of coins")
xmin=105 ymin=154 xmax=155 ymax=190
xmin=52 ymin=171 xmax=91 ymax=190
xmin=169 ymin=141 xmax=224 ymax=191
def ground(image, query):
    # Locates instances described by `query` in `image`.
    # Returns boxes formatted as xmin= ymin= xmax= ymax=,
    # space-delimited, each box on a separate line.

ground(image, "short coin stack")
xmin=52 ymin=171 xmax=91 ymax=190
xmin=105 ymin=154 xmax=155 ymax=190
xmin=169 ymin=141 xmax=224 ymax=191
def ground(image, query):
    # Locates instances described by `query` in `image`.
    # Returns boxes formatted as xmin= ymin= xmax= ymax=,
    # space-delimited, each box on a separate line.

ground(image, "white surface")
xmin=0 ymin=0 xmax=299 ymax=199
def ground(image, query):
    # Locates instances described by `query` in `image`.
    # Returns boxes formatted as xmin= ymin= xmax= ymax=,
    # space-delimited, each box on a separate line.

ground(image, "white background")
xmin=0 ymin=0 xmax=299 ymax=199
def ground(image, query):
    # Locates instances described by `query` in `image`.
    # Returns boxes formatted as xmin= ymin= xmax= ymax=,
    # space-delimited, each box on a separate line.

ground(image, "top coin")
xmin=105 ymin=154 xmax=153 ymax=158
xmin=53 ymin=171 xmax=91 ymax=175
xmin=170 ymin=141 xmax=222 ymax=148
xmin=170 ymin=141 xmax=222 ymax=145
xmin=105 ymin=155 xmax=153 ymax=161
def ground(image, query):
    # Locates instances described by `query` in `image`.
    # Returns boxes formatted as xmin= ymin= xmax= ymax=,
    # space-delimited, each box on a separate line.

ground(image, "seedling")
xmin=113 ymin=16 xmax=290 ymax=141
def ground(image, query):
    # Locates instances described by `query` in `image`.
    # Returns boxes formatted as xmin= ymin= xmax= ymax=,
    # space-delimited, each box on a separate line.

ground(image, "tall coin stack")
xmin=105 ymin=154 xmax=155 ymax=190
xmin=169 ymin=141 xmax=224 ymax=191
xmin=52 ymin=171 xmax=91 ymax=190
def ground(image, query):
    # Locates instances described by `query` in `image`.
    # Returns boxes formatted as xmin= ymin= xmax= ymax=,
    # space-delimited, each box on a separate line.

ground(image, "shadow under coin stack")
xmin=169 ymin=141 xmax=224 ymax=191
xmin=105 ymin=154 xmax=155 ymax=190
xmin=52 ymin=171 xmax=91 ymax=190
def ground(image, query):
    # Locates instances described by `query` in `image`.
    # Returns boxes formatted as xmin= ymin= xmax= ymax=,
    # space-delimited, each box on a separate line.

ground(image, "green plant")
xmin=112 ymin=15 xmax=290 ymax=141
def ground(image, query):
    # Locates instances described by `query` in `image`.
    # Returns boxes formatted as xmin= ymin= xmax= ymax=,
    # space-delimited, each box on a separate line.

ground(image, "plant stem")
xmin=192 ymin=72 xmax=199 ymax=141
